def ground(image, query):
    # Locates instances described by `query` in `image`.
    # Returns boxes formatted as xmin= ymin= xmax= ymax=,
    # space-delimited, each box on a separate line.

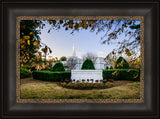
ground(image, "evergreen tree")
xmin=115 ymin=56 xmax=129 ymax=69
xmin=81 ymin=59 xmax=95 ymax=70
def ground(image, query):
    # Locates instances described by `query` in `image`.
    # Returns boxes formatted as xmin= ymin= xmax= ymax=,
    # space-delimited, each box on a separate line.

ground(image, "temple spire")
xmin=72 ymin=42 xmax=76 ymax=56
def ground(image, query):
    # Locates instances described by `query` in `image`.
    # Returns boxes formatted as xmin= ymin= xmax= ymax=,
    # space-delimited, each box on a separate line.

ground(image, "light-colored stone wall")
xmin=71 ymin=70 xmax=103 ymax=83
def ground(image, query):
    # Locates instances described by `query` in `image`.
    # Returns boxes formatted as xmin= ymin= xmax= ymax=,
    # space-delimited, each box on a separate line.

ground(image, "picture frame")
xmin=1 ymin=0 xmax=159 ymax=118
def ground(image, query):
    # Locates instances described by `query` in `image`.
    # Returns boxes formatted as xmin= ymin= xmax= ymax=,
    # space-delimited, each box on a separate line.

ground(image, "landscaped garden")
xmin=19 ymin=19 xmax=141 ymax=100
xmin=20 ymin=57 xmax=140 ymax=99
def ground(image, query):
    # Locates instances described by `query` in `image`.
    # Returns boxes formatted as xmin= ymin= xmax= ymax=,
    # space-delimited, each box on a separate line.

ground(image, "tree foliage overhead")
xmin=115 ymin=56 xmax=130 ymax=69
xmin=20 ymin=20 xmax=52 ymax=70
xmin=45 ymin=19 xmax=140 ymax=58
xmin=20 ymin=19 xmax=141 ymax=71
xmin=81 ymin=59 xmax=95 ymax=70
xmin=20 ymin=20 xmax=42 ymax=65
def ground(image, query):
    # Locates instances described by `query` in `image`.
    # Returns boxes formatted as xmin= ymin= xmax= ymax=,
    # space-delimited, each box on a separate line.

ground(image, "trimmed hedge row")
xmin=33 ymin=70 xmax=71 ymax=81
xmin=103 ymin=69 xmax=140 ymax=81
xmin=33 ymin=69 xmax=140 ymax=82
xmin=20 ymin=68 xmax=32 ymax=78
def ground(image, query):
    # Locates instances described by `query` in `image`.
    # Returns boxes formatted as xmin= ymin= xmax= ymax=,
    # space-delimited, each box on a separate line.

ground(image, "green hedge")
xmin=103 ymin=69 xmax=140 ymax=81
xmin=33 ymin=69 xmax=139 ymax=82
xmin=20 ymin=68 xmax=32 ymax=78
xmin=33 ymin=70 xmax=71 ymax=81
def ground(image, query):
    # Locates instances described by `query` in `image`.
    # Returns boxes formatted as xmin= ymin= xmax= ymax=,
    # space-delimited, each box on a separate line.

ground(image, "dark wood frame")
xmin=0 ymin=0 xmax=159 ymax=118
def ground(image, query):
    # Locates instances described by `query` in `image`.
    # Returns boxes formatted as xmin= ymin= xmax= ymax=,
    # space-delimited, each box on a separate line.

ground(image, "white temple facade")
xmin=53 ymin=42 xmax=111 ymax=70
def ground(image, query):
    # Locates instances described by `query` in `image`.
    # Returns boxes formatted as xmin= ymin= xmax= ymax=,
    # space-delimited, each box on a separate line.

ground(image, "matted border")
xmin=16 ymin=16 xmax=144 ymax=104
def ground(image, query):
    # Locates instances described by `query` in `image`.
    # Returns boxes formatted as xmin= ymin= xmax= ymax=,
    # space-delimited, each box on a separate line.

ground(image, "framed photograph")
xmin=1 ymin=0 xmax=159 ymax=118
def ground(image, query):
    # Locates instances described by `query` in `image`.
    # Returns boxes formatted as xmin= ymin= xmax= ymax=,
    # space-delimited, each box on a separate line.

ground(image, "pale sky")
xmin=38 ymin=20 xmax=140 ymax=59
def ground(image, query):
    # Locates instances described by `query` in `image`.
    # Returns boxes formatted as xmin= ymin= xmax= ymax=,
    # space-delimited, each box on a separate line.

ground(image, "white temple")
xmin=53 ymin=42 xmax=111 ymax=83
xmin=53 ymin=42 xmax=111 ymax=70
xmin=70 ymin=42 xmax=108 ymax=70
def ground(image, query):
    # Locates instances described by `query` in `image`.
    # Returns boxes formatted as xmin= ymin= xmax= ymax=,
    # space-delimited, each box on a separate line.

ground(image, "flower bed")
xmin=57 ymin=82 xmax=114 ymax=90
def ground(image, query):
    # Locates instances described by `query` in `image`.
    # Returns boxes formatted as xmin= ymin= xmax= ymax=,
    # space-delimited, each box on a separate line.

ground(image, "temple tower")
xmin=72 ymin=42 xmax=76 ymax=56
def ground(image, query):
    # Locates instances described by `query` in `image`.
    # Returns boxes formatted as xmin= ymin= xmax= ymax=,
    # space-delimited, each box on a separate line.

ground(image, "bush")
xmin=20 ymin=68 xmax=32 ymax=78
xmin=103 ymin=69 xmax=140 ymax=81
xmin=33 ymin=70 xmax=71 ymax=81
xmin=81 ymin=59 xmax=95 ymax=70
xmin=110 ymin=66 xmax=113 ymax=69
xmin=115 ymin=56 xmax=129 ymax=69
xmin=58 ymin=82 xmax=113 ymax=90
xmin=60 ymin=56 xmax=67 ymax=61
xmin=51 ymin=62 xmax=65 ymax=72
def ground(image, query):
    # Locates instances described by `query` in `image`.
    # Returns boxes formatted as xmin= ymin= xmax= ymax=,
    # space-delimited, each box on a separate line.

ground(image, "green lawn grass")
xmin=20 ymin=81 xmax=140 ymax=99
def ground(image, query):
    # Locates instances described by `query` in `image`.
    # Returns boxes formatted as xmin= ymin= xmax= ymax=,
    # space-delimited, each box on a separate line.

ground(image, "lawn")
xmin=20 ymin=79 xmax=140 ymax=99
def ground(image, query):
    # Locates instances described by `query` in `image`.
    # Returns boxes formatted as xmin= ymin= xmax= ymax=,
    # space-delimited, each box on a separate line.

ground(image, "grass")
xmin=20 ymin=80 xmax=140 ymax=99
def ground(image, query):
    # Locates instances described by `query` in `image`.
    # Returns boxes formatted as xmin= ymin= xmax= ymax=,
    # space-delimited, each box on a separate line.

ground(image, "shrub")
xmin=51 ymin=62 xmax=65 ymax=72
xmin=33 ymin=70 xmax=71 ymax=81
xmin=106 ymin=66 xmax=109 ymax=69
xmin=110 ymin=66 xmax=113 ymax=69
xmin=20 ymin=68 xmax=32 ymax=78
xmin=103 ymin=69 xmax=140 ymax=81
xmin=115 ymin=56 xmax=129 ymax=69
xmin=60 ymin=56 xmax=67 ymax=61
xmin=81 ymin=59 xmax=95 ymax=70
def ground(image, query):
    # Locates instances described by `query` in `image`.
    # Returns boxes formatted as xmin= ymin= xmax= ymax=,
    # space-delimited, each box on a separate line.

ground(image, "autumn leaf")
xmin=60 ymin=20 xmax=63 ymax=24
xmin=33 ymin=40 xmax=40 ymax=46
xmin=69 ymin=23 xmax=73 ymax=29
xmin=23 ymin=36 xmax=30 ymax=40
xmin=112 ymin=51 xmax=115 ymax=54
xmin=88 ymin=20 xmax=94 ymax=24
xmin=21 ymin=25 xmax=25 ymax=29
xmin=65 ymin=27 xmax=68 ymax=30
xmin=35 ymin=23 xmax=38 ymax=28
xmin=42 ymin=63 xmax=45 ymax=69
xmin=127 ymin=21 xmax=132 ymax=25
xmin=49 ymin=20 xmax=52 ymax=24
xmin=29 ymin=32 xmax=33 ymax=35
xmin=20 ymin=39 xmax=25 ymax=44
xmin=53 ymin=20 xmax=56 ymax=25
xmin=125 ymin=48 xmax=132 ymax=56
xmin=42 ymin=47 xmax=47 ymax=53
xmin=27 ymin=40 xmax=30 ymax=45
xmin=109 ymin=33 xmax=115 ymax=37
xmin=78 ymin=22 xmax=82 ymax=27
xmin=49 ymin=48 xmax=52 ymax=53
